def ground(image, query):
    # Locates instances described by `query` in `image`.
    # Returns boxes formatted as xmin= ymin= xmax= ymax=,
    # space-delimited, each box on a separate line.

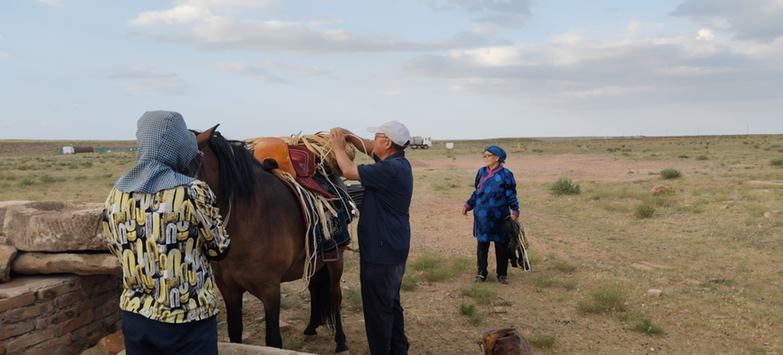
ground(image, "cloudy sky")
xmin=1 ymin=0 xmax=782 ymax=140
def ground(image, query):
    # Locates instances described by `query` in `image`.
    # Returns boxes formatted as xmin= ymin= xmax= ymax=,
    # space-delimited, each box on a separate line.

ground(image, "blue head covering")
xmin=485 ymin=145 xmax=507 ymax=163
xmin=114 ymin=111 xmax=198 ymax=194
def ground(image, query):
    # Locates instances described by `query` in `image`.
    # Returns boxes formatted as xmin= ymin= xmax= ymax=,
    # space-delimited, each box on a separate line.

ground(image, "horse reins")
xmin=192 ymin=148 xmax=234 ymax=227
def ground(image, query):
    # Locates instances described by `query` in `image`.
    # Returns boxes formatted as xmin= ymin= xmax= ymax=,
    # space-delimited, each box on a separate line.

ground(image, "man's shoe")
xmin=473 ymin=275 xmax=486 ymax=283
xmin=498 ymin=276 xmax=509 ymax=284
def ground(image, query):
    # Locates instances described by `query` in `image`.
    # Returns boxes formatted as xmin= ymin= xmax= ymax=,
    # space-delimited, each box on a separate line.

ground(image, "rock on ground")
xmin=0 ymin=244 xmax=19 ymax=282
xmin=3 ymin=201 xmax=107 ymax=252
xmin=12 ymin=252 xmax=120 ymax=276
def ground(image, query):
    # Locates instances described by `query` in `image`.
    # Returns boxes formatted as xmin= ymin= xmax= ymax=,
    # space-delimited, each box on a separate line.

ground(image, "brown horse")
xmin=193 ymin=126 xmax=349 ymax=354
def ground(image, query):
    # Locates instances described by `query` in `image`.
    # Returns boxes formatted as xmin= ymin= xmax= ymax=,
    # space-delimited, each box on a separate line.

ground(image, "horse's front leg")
xmin=216 ymin=279 xmax=245 ymax=343
xmin=259 ymin=285 xmax=283 ymax=348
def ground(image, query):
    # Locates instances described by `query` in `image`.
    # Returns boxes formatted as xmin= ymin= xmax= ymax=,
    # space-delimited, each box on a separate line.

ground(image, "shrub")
xmin=631 ymin=318 xmax=664 ymax=336
xmin=660 ymin=168 xmax=681 ymax=179
xmin=18 ymin=178 xmax=35 ymax=186
xmin=549 ymin=178 xmax=581 ymax=196
xmin=677 ymin=155 xmax=689 ymax=159
xmin=771 ymin=158 xmax=783 ymax=167
xmin=528 ymin=335 xmax=556 ymax=349
xmin=576 ymin=286 xmax=626 ymax=314
xmin=636 ymin=204 xmax=656 ymax=219
xmin=532 ymin=149 xmax=544 ymax=153
xmin=695 ymin=155 xmax=708 ymax=161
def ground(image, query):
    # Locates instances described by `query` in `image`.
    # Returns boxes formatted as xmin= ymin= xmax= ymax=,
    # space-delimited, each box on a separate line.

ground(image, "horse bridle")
xmin=185 ymin=149 xmax=234 ymax=227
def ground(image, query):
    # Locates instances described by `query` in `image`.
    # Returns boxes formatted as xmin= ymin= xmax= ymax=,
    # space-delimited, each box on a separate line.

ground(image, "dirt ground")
xmin=212 ymin=152 xmax=765 ymax=355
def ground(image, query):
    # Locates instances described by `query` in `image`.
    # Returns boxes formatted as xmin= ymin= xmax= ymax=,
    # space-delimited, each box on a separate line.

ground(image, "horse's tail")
xmin=311 ymin=264 xmax=336 ymax=331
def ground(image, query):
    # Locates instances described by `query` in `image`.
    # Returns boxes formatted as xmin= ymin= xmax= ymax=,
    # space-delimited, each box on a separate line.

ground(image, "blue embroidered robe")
xmin=465 ymin=166 xmax=519 ymax=243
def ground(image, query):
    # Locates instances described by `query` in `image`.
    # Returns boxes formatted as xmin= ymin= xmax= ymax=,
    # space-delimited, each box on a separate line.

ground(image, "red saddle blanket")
xmin=253 ymin=137 xmax=335 ymax=198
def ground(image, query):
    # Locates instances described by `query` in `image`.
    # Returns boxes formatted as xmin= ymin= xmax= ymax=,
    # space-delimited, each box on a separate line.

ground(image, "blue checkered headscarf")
xmin=114 ymin=111 xmax=198 ymax=194
xmin=486 ymin=145 xmax=507 ymax=163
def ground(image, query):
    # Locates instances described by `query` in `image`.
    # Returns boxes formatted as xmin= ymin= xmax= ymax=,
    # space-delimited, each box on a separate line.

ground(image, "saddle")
xmin=252 ymin=137 xmax=336 ymax=198
xmin=481 ymin=328 xmax=533 ymax=355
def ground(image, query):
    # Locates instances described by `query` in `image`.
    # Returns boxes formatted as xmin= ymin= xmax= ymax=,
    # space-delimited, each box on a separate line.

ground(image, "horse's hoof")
xmin=336 ymin=350 xmax=350 ymax=355
xmin=304 ymin=334 xmax=318 ymax=342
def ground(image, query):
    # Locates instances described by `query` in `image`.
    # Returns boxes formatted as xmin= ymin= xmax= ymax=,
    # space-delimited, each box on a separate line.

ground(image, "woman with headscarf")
xmin=461 ymin=145 xmax=519 ymax=284
xmin=102 ymin=111 xmax=230 ymax=354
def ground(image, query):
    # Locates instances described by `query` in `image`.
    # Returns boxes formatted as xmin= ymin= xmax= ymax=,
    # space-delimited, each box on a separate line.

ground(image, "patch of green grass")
xmin=631 ymin=318 xmax=664 ymax=336
xmin=576 ymin=286 xmax=626 ymax=314
xmin=458 ymin=303 xmax=483 ymax=325
xmin=770 ymin=157 xmax=783 ymax=167
xmin=677 ymin=155 xmax=689 ymax=159
xmin=549 ymin=177 xmax=581 ymax=196
xmin=408 ymin=251 xmax=470 ymax=282
xmin=695 ymin=155 xmax=709 ymax=160
xmin=636 ymin=204 xmax=656 ymax=219
xmin=660 ymin=168 xmax=682 ymax=179
xmin=548 ymin=255 xmax=577 ymax=273
xmin=39 ymin=174 xmax=65 ymax=183
xmin=528 ymin=335 xmax=556 ymax=349
xmin=18 ymin=178 xmax=35 ymax=186
xmin=74 ymin=175 xmax=88 ymax=180
xmin=459 ymin=284 xmax=496 ymax=305
xmin=534 ymin=277 xmax=576 ymax=290
xmin=343 ymin=288 xmax=363 ymax=312
xmin=401 ymin=273 xmax=419 ymax=291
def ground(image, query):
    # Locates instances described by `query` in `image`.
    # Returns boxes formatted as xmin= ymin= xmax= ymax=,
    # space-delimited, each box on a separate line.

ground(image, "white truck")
xmin=409 ymin=136 xmax=432 ymax=149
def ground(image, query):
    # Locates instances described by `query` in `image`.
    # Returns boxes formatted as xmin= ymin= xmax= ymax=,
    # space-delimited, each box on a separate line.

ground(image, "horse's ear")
xmin=196 ymin=124 xmax=220 ymax=150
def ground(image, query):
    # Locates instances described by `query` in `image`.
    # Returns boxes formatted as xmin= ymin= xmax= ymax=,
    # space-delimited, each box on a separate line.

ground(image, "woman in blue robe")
xmin=461 ymin=145 xmax=519 ymax=284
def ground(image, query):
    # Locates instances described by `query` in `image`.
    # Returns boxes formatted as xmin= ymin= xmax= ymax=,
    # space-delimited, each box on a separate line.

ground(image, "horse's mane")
xmin=206 ymin=131 xmax=262 ymax=207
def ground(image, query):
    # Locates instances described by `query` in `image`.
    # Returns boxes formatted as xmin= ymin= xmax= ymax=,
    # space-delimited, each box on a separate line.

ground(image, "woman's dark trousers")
xmin=477 ymin=241 xmax=509 ymax=278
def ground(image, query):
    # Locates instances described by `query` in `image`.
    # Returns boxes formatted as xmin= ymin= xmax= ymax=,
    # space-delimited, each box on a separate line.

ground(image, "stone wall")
xmin=1 ymin=275 xmax=122 ymax=355
xmin=1 ymin=201 xmax=122 ymax=355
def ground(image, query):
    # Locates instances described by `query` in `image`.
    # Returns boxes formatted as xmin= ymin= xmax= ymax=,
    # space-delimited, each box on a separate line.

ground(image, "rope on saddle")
xmin=275 ymin=170 xmax=342 ymax=291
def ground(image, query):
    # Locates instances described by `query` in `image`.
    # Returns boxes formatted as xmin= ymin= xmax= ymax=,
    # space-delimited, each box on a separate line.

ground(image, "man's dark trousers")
xmin=361 ymin=259 xmax=409 ymax=355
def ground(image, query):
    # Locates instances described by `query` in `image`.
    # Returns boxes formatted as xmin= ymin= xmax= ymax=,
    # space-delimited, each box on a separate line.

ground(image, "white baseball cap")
xmin=367 ymin=121 xmax=410 ymax=147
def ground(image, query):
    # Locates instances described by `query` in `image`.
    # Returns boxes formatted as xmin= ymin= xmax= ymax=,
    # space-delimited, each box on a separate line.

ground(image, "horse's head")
xmin=190 ymin=124 xmax=260 ymax=209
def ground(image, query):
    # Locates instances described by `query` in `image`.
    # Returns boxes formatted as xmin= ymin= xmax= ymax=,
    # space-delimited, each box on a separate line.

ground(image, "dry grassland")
xmin=2 ymin=135 xmax=782 ymax=354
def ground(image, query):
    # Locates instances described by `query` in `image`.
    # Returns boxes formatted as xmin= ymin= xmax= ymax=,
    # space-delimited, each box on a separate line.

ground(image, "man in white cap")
xmin=330 ymin=122 xmax=412 ymax=355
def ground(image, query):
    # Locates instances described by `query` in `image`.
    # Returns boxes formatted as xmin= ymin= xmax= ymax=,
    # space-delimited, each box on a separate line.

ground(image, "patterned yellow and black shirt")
xmin=102 ymin=181 xmax=230 ymax=324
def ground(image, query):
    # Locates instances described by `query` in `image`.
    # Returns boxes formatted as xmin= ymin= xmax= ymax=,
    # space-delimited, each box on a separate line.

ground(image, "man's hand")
xmin=461 ymin=206 xmax=468 ymax=215
xmin=329 ymin=127 xmax=360 ymax=180
xmin=330 ymin=128 xmax=347 ymax=151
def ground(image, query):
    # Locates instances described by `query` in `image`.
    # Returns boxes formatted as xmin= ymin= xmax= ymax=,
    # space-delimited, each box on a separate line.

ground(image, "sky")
xmin=1 ymin=0 xmax=782 ymax=140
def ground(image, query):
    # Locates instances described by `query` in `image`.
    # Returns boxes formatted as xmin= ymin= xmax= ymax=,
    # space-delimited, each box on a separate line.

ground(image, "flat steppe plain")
xmin=2 ymin=136 xmax=782 ymax=354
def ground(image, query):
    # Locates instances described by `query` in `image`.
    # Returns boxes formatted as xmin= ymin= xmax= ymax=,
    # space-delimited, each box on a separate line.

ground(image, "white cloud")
xmin=129 ymin=0 xmax=282 ymax=27
xmin=697 ymin=29 xmax=715 ymax=41
xmin=0 ymin=51 xmax=8 ymax=58
xmin=150 ymin=16 xmax=436 ymax=54
xmin=107 ymin=66 xmax=187 ymax=96
xmin=129 ymin=5 xmax=213 ymax=26
xmin=670 ymin=0 xmax=783 ymax=41
xmin=0 ymin=35 xmax=4 ymax=40
xmin=36 ymin=0 xmax=62 ymax=7
xmin=404 ymin=31 xmax=783 ymax=107
xmin=211 ymin=62 xmax=283 ymax=82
